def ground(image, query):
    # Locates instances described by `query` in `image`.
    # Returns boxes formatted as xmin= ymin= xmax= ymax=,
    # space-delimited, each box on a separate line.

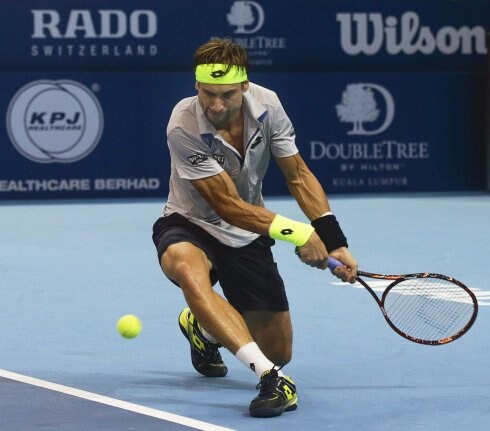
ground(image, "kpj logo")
xmin=6 ymin=80 xmax=104 ymax=163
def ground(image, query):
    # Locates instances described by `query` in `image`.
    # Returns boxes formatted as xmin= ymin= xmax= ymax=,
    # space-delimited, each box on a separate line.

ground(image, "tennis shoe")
xmin=249 ymin=366 xmax=298 ymax=418
xmin=178 ymin=307 xmax=228 ymax=377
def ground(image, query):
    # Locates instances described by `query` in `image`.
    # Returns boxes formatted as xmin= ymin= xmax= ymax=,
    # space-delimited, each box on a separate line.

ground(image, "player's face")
xmin=196 ymin=82 xmax=249 ymax=128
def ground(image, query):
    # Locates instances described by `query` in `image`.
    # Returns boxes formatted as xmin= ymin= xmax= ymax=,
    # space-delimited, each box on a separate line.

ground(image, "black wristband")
xmin=311 ymin=214 xmax=348 ymax=252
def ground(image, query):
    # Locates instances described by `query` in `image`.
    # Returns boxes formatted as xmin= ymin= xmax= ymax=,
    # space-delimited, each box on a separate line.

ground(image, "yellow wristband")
xmin=269 ymin=214 xmax=315 ymax=247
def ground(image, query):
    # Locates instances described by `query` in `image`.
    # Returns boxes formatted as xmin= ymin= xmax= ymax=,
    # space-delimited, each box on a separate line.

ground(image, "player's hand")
xmin=329 ymin=247 xmax=358 ymax=283
xmin=296 ymin=232 xmax=329 ymax=270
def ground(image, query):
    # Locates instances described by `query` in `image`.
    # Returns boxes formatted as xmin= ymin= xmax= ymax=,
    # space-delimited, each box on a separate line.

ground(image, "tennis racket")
xmin=328 ymin=257 xmax=478 ymax=345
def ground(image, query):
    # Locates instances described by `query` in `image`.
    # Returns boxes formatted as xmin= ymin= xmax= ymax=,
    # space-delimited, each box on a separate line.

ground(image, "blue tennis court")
xmin=1 ymin=193 xmax=489 ymax=430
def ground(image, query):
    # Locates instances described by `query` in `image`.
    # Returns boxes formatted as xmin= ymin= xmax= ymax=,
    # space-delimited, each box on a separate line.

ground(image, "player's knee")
xmin=162 ymin=245 xmax=194 ymax=274
xmin=172 ymin=262 xmax=195 ymax=285
xmin=162 ymin=251 xmax=194 ymax=286
xmin=162 ymin=244 xmax=210 ymax=278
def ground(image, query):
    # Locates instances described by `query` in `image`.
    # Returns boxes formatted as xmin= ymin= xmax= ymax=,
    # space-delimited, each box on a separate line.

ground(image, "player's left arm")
xmin=275 ymin=152 xmax=329 ymax=220
xmin=275 ymin=153 xmax=358 ymax=281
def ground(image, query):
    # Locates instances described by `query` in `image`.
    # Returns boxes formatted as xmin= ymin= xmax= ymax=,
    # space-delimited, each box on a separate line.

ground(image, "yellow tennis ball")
xmin=117 ymin=314 xmax=142 ymax=339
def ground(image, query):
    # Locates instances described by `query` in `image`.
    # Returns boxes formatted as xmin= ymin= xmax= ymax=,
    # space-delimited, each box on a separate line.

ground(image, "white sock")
xmin=235 ymin=342 xmax=284 ymax=379
xmin=200 ymin=326 xmax=218 ymax=344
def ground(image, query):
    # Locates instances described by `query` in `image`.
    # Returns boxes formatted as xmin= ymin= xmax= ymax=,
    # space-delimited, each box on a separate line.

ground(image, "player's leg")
xmin=163 ymin=242 xmax=284 ymax=378
xmin=242 ymin=310 xmax=293 ymax=366
xmin=162 ymin=241 xmax=227 ymax=377
xmin=153 ymin=215 xmax=231 ymax=376
xmin=239 ymin=312 xmax=297 ymax=418
xmin=161 ymin=241 xmax=254 ymax=354
xmin=153 ymin=216 xmax=296 ymax=417
xmin=217 ymin=236 xmax=293 ymax=364
xmin=217 ymin=236 xmax=298 ymax=417
xmin=153 ymin=214 xmax=279 ymax=382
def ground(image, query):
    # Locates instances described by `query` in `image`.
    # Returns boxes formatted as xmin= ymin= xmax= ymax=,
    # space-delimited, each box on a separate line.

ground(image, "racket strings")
xmin=383 ymin=277 xmax=475 ymax=342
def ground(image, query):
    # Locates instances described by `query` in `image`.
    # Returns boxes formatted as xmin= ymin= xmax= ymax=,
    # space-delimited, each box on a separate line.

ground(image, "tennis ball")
xmin=117 ymin=314 xmax=142 ymax=339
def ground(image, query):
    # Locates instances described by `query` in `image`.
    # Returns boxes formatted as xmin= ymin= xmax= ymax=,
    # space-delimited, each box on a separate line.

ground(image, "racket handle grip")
xmin=296 ymin=247 xmax=344 ymax=271
xmin=327 ymin=257 xmax=343 ymax=271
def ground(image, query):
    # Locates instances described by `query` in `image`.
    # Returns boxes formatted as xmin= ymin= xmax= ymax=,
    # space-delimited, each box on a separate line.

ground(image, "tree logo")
xmin=227 ymin=1 xmax=265 ymax=34
xmin=336 ymin=83 xmax=395 ymax=135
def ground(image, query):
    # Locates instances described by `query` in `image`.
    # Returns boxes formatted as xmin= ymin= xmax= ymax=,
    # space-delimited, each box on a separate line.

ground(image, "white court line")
xmin=0 ymin=369 xmax=235 ymax=431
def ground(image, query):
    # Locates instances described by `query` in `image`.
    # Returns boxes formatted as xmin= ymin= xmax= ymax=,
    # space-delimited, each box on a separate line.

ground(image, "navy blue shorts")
xmin=152 ymin=213 xmax=289 ymax=313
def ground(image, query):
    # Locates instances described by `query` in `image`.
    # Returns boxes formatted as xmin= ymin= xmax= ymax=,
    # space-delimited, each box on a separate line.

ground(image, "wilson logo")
xmin=337 ymin=12 xmax=487 ymax=56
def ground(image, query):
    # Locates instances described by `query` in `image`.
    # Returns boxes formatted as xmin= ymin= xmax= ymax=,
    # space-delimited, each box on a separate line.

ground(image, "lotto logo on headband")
xmin=210 ymin=70 xmax=227 ymax=78
xmin=195 ymin=64 xmax=248 ymax=84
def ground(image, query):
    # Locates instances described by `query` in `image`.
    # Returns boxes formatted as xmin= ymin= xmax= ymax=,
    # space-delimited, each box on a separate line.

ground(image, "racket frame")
xmin=355 ymin=270 xmax=479 ymax=345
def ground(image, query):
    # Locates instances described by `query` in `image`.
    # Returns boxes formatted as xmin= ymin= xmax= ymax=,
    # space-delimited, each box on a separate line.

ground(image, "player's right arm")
xmin=167 ymin=124 xmax=327 ymax=268
xmin=190 ymin=171 xmax=329 ymax=269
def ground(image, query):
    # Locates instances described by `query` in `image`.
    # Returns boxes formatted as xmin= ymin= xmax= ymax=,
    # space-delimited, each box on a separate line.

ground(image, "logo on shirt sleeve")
xmin=212 ymin=154 xmax=225 ymax=165
xmin=187 ymin=153 xmax=208 ymax=166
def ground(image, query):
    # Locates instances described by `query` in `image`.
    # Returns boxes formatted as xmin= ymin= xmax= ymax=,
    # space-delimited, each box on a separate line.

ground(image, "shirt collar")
xmin=196 ymin=86 xmax=268 ymax=141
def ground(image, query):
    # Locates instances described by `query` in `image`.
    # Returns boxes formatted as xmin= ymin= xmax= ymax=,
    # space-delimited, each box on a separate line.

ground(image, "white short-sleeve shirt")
xmin=163 ymin=82 xmax=299 ymax=247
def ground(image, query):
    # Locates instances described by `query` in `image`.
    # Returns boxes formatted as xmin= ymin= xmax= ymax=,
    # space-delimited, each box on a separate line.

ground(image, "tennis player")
xmin=152 ymin=38 xmax=358 ymax=418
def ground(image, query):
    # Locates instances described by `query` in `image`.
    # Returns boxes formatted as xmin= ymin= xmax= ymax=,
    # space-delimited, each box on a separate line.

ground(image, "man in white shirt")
xmin=152 ymin=38 xmax=357 ymax=418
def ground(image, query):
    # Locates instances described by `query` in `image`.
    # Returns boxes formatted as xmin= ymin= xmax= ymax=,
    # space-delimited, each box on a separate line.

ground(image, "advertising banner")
xmin=1 ymin=72 xmax=189 ymax=199
xmin=0 ymin=0 xmax=489 ymax=72
xmin=1 ymin=1 xmax=487 ymax=198
xmin=0 ymin=72 xmax=485 ymax=199
xmin=257 ymin=72 xmax=486 ymax=194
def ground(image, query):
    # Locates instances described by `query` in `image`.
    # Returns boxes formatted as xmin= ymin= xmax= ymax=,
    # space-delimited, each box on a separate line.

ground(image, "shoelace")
xmin=255 ymin=365 xmax=284 ymax=392
xmin=206 ymin=343 xmax=222 ymax=360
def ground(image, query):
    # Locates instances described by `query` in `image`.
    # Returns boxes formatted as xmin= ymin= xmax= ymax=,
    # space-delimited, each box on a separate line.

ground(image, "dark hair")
xmin=193 ymin=38 xmax=248 ymax=75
